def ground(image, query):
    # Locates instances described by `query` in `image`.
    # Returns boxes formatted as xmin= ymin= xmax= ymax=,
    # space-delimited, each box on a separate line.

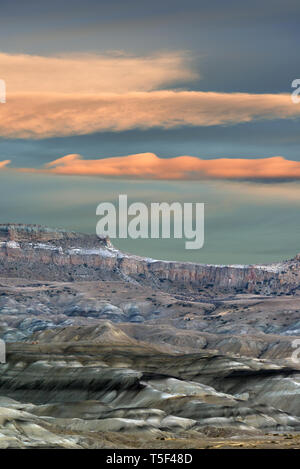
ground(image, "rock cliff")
xmin=0 ymin=223 xmax=299 ymax=294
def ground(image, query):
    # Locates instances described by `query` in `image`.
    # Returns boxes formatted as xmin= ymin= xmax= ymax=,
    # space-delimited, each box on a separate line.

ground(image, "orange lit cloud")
xmin=18 ymin=153 xmax=300 ymax=181
xmin=0 ymin=51 xmax=299 ymax=139
xmin=0 ymin=160 xmax=11 ymax=169
xmin=0 ymin=90 xmax=300 ymax=139
xmin=0 ymin=51 xmax=196 ymax=93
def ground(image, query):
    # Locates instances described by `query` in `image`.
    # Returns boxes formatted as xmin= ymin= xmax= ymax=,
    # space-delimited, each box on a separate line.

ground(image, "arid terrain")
xmin=0 ymin=224 xmax=299 ymax=449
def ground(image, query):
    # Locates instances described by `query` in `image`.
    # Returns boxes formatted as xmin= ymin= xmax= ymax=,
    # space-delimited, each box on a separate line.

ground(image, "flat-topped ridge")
xmin=0 ymin=223 xmax=109 ymax=246
xmin=0 ymin=223 xmax=299 ymax=294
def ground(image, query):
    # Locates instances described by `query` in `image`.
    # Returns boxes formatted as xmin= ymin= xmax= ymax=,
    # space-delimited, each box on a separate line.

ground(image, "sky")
xmin=0 ymin=0 xmax=300 ymax=264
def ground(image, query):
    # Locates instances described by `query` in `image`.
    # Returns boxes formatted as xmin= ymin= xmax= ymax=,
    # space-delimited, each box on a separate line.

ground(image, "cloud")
xmin=1 ymin=90 xmax=300 ymax=139
xmin=0 ymin=51 xmax=196 ymax=93
xmin=0 ymin=160 xmax=11 ymax=169
xmin=0 ymin=51 xmax=299 ymax=139
xmin=17 ymin=153 xmax=300 ymax=181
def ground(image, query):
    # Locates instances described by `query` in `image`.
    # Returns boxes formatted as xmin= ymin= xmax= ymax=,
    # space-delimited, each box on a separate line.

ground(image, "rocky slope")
xmin=0 ymin=277 xmax=299 ymax=359
xmin=0 ymin=340 xmax=299 ymax=448
xmin=0 ymin=223 xmax=300 ymax=448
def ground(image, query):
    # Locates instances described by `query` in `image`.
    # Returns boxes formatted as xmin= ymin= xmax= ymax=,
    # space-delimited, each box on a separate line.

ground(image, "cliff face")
xmin=0 ymin=223 xmax=299 ymax=294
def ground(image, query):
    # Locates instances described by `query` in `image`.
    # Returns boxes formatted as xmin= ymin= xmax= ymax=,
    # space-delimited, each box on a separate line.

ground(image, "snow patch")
xmin=67 ymin=247 xmax=117 ymax=257
xmin=33 ymin=243 xmax=63 ymax=253
xmin=5 ymin=241 xmax=20 ymax=249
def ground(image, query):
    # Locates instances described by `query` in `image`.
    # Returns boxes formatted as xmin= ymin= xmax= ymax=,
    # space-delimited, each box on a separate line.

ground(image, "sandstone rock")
xmin=1 ymin=223 xmax=300 ymax=295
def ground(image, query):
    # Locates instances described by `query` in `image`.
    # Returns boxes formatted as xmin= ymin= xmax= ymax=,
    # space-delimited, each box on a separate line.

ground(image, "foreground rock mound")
xmin=0 ymin=341 xmax=299 ymax=448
